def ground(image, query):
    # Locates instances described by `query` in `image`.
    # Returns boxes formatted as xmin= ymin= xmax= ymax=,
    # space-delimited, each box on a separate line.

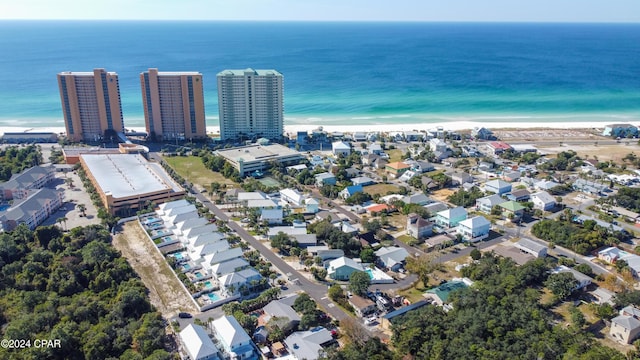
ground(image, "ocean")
xmin=0 ymin=21 xmax=639 ymax=129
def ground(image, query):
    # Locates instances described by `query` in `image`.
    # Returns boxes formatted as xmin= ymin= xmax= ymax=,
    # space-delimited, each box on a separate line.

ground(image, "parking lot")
xmin=40 ymin=170 xmax=101 ymax=229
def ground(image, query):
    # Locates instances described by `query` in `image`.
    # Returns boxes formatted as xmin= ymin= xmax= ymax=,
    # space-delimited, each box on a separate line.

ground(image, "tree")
xmin=349 ymin=271 xmax=371 ymax=297
xmin=470 ymin=248 xmax=482 ymax=261
xmin=328 ymin=284 xmax=345 ymax=302
xmin=56 ymin=216 xmax=68 ymax=231
xmin=569 ymin=306 xmax=586 ymax=328
xmin=77 ymin=203 xmax=87 ymax=217
xmin=360 ymin=248 xmax=376 ymax=263
xmin=405 ymin=254 xmax=436 ymax=287
xmin=339 ymin=317 xmax=370 ymax=347
xmin=545 ymin=272 xmax=578 ymax=300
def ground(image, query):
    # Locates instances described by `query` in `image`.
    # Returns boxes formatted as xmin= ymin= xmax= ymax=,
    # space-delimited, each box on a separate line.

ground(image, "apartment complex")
xmin=140 ymin=68 xmax=206 ymax=141
xmin=217 ymin=69 xmax=283 ymax=141
xmin=57 ymin=68 xmax=124 ymax=142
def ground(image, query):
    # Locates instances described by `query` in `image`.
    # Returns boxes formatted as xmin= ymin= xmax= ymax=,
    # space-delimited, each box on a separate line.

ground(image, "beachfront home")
xmin=456 ymin=216 xmax=491 ymax=242
xmin=472 ymin=127 xmax=493 ymax=140
xmin=487 ymin=141 xmax=513 ymax=155
xmin=602 ymin=124 xmax=639 ymax=138
xmin=332 ymin=141 xmax=351 ymax=156
xmin=435 ymin=206 xmax=468 ymax=228
xmin=327 ymin=256 xmax=364 ymax=281
xmin=531 ymin=191 xmax=556 ymax=211
xmin=406 ymin=213 xmax=433 ymax=240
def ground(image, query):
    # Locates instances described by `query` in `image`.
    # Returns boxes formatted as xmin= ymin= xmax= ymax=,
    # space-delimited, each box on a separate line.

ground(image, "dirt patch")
xmin=113 ymin=222 xmax=198 ymax=317
xmin=536 ymin=143 xmax=640 ymax=163
xmin=493 ymin=128 xmax=602 ymax=141
xmin=430 ymin=188 xmax=456 ymax=203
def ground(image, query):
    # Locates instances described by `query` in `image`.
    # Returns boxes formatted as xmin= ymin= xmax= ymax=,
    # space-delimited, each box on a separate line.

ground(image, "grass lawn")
xmin=397 ymin=234 xmax=419 ymax=246
xmin=387 ymin=148 xmax=404 ymax=162
xmin=163 ymin=155 xmax=239 ymax=189
xmin=364 ymin=183 xmax=401 ymax=196
xmin=399 ymin=287 xmax=426 ymax=303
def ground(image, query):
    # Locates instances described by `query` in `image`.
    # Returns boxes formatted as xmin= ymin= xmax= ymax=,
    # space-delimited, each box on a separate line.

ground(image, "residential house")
xmin=498 ymin=201 xmax=525 ymax=221
xmin=332 ymin=141 xmax=351 ymax=156
xmin=179 ymin=324 xmax=219 ymax=360
xmin=424 ymin=202 xmax=448 ymax=214
xmin=237 ymin=191 xmax=267 ymax=203
xmin=362 ymin=154 xmax=380 ymax=167
xmin=291 ymin=234 xmax=318 ymax=247
xmin=406 ymin=213 xmax=434 ymax=240
xmin=487 ymin=141 xmax=512 ymax=155
xmin=219 ymin=268 xmax=262 ymax=296
xmin=334 ymin=221 xmax=358 ymax=235
xmin=411 ymin=160 xmax=435 ymax=173
xmin=267 ymin=226 xmax=308 ymax=239
xmin=375 ymin=246 xmax=410 ymax=271
xmin=611 ymin=306 xmax=640 ymax=344
xmin=484 ymin=179 xmax=512 ymax=195
xmin=351 ymin=176 xmax=375 ymax=187
xmin=327 ymin=256 xmax=364 ymax=281
xmin=280 ymin=188 xmax=304 ymax=207
xmin=505 ymin=189 xmax=531 ymax=202
xmin=472 ymin=127 xmax=493 ymax=140
xmin=284 ymin=328 xmax=335 ymax=360
xmin=403 ymin=193 xmax=431 ymax=205
xmin=211 ymin=315 xmax=257 ymax=360
xmin=385 ymin=162 xmax=411 ymax=178
xmin=369 ymin=143 xmax=383 ymax=155
xmin=201 ymin=247 xmax=243 ymax=267
xmin=573 ymin=178 xmax=609 ymax=195
xmin=366 ymin=203 xmax=391 ymax=215
xmin=157 ymin=199 xmax=190 ymax=213
xmin=263 ymin=299 xmax=301 ymax=331
xmin=598 ymin=247 xmax=640 ymax=277
xmin=457 ymin=216 xmax=491 ymax=242
xmin=183 ymin=224 xmax=219 ymax=240
xmin=591 ymin=287 xmax=615 ymax=305
xmin=353 ymin=132 xmax=367 ymax=141
xmin=398 ymin=170 xmax=417 ymax=182
xmin=404 ymin=131 xmax=422 ymax=141
xmin=344 ymin=167 xmax=360 ymax=179
xmin=514 ymin=238 xmax=547 ymax=258
xmin=339 ymin=185 xmax=363 ymax=200
xmin=602 ymin=124 xmax=639 ymax=138
xmin=429 ymin=138 xmax=447 ymax=153
xmin=304 ymin=198 xmax=319 ymax=214
xmin=307 ymin=246 xmax=345 ymax=261
xmin=287 ymin=164 xmax=307 ymax=173
xmin=502 ymin=170 xmax=521 ymax=182
xmin=348 ymin=295 xmax=377 ymax=317
xmin=210 ymin=258 xmax=250 ymax=277
xmin=435 ymin=207 xmax=468 ymax=228
xmin=531 ymin=191 xmax=556 ymax=211
xmin=246 ymin=199 xmax=278 ymax=210
xmin=447 ymin=171 xmax=473 ymax=186
xmin=534 ymin=180 xmax=560 ymax=191
xmin=315 ymin=172 xmax=336 ymax=187
xmin=551 ymin=266 xmax=592 ymax=291
xmin=260 ymin=208 xmax=283 ymax=225
xmin=315 ymin=210 xmax=341 ymax=224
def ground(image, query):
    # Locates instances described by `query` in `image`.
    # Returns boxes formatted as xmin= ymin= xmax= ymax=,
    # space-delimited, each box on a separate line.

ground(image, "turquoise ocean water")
xmin=0 ymin=21 xmax=639 ymax=129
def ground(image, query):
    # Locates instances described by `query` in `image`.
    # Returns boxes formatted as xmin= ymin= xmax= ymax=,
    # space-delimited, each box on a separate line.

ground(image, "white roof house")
xmin=332 ymin=141 xmax=351 ymax=156
xmin=183 ymin=223 xmax=219 ymax=239
xmin=457 ymin=216 xmax=491 ymax=242
xmin=188 ymin=232 xmax=226 ymax=248
xmin=238 ymin=191 xmax=267 ymax=202
xmin=284 ymin=328 xmax=334 ymax=360
xmin=531 ymin=191 xmax=556 ymax=211
xmin=375 ymin=246 xmax=410 ymax=270
xmin=280 ymin=188 xmax=304 ymax=206
xmin=175 ymin=217 xmax=209 ymax=232
xmin=327 ymin=256 xmax=364 ymax=281
xmin=246 ymin=199 xmax=278 ymax=209
xmin=514 ymin=238 xmax=547 ymax=258
xmin=202 ymin=247 xmax=243 ymax=267
xmin=260 ymin=208 xmax=283 ymax=225
xmin=210 ymin=258 xmax=250 ymax=277
xmin=551 ymin=265 xmax=593 ymax=290
xmin=484 ymin=179 xmax=512 ymax=195
xmin=219 ymin=268 xmax=262 ymax=295
xmin=167 ymin=210 xmax=200 ymax=227
xmin=191 ymin=240 xmax=231 ymax=259
xmin=158 ymin=199 xmax=190 ymax=212
xmin=476 ymin=194 xmax=507 ymax=213
xmin=211 ymin=315 xmax=256 ymax=360
xmin=179 ymin=324 xmax=218 ymax=360
xmin=162 ymin=204 xmax=197 ymax=219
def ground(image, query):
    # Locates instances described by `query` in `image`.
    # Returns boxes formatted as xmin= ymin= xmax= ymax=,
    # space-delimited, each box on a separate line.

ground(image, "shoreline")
xmin=0 ymin=120 xmax=618 ymax=138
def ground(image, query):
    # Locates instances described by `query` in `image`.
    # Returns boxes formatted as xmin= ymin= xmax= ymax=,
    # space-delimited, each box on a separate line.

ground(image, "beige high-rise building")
xmin=57 ymin=69 xmax=124 ymax=142
xmin=140 ymin=68 xmax=206 ymax=141
xmin=217 ymin=68 xmax=283 ymax=141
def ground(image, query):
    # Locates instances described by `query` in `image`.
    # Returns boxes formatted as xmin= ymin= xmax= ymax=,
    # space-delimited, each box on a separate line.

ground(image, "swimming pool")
xmin=207 ymin=293 xmax=219 ymax=301
xmin=195 ymin=272 xmax=204 ymax=279
xmin=0 ymin=204 xmax=10 ymax=211
xmin=204 ymin=281 xmax=213 ymax=288
xmin=366 ymin=269 xmax=374 ymax=280
xmin=182 ymin=264 xmax=191 ymax=271
xmin=174 ymin=253 xmax=184 ymax=260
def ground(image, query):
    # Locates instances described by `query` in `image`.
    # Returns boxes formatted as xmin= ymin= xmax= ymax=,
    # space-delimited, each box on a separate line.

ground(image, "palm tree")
xmin=77 ymin=203 xmax=87 ymax=217
xmin=56 ymin=216 xmax=68 ymax=231
xmin=65 ymin=177 xmax=74 ymax=189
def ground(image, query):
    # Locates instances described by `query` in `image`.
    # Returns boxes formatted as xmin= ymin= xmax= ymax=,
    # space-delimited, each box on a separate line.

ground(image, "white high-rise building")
xmin=217 ymin=68 xmax=283 ymax=141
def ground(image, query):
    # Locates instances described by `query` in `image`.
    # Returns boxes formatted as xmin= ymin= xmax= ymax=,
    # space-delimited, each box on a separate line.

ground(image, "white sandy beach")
xmin=0 ymin=120 xmax=618 ymax=138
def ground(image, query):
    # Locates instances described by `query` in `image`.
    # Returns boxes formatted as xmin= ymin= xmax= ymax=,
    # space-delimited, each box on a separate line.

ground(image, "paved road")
xmin=192 ymin=192 xmax=353 ymax=322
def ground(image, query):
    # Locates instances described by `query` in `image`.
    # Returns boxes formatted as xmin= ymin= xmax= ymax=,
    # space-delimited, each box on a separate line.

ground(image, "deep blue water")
xmin=0 ymin=21 xmax=639 ymax=128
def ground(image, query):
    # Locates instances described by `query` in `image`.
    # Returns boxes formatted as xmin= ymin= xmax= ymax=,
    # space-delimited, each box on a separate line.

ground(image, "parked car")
xmin=178 ymin=312 xmax=192 ymax=319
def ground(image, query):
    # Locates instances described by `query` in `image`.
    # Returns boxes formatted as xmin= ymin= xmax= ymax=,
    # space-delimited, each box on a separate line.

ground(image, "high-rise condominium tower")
xmin=217 ymin=68 xmax=283 ymax=141
xmin=57 ymin=68 xmax=124 ymax=142
xmin=140 ymin=68 xmax=206 ymax=141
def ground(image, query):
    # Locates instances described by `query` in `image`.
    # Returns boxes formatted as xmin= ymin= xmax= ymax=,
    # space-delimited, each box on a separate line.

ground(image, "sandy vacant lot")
xmin=113 ymin=222 xmax=198 ymax=318
xmin=538 ymin=143 xmax=640 ymax=163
